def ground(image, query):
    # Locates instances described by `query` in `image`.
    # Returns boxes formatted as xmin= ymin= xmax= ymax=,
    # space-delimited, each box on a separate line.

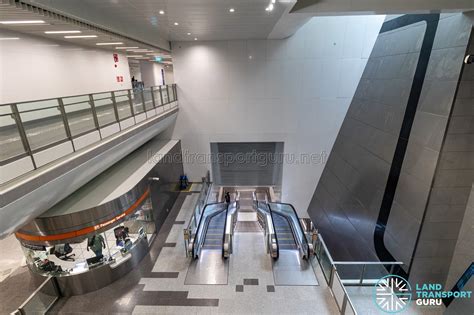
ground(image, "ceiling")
xmin=0 ymin=0 xmax=173 ymax=65
xmin=291 ymin=0 xmax=474 ymax=14
xmin=24 ymin=0 xmax=292 ymax=45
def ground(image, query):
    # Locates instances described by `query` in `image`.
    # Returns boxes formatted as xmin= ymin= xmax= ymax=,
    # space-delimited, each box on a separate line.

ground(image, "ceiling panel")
xmin=27 ymin=0 xmax=288 ymax=43
xmin=0 ymin=0 xmax=173 ymax=65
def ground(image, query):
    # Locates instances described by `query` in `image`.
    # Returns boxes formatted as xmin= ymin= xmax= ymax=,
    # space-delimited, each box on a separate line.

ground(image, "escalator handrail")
xmin=192 ymin=202 xmax=227 ymax=258
xmin=221 ymin=202 xmax=230 ymax=257
xmin=268 ymin=202 xmax=310 ymax=259
xmin=257 ymin=200 xmax=279 ymax=259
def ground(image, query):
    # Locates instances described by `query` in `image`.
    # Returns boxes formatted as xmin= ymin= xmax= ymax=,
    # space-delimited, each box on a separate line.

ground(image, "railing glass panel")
xmin=131 ymin=90 xmax=145 ymax=114
xmin=62 ymin=95 xmax=96 ymax=136
xmin=153 ymin=88 xmax=162 ymax=107
xmin=17 ymin=276 xmax=60 ymax=314
xmin=143 ymin=88 xmax=154 ymax=111
xmin=334 ymin=262 xmax=405 ymax=286
xmin=161 ymin=86 xmax=169 ymax=104
xmin=317 ymin=243 xmax=334 ymax=283
xmin=18 ymin=105 xmax=68 ymax=150
xmin=332 ymin=273 xmax=347 ymax=310
xmin=114 ymin=90 xmax=132 ymax=120
xmin=0 ymin=106 xmax=26 ymax=161
xmin=92 ymin=92 xmax=117 ymax=127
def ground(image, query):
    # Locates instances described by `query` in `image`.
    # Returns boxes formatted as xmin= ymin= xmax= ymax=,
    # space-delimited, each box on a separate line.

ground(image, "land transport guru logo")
xmin=373 ymin=274 xmax=473 ymax=313
xmin=374 ymin=275 xmax=412 ymax=313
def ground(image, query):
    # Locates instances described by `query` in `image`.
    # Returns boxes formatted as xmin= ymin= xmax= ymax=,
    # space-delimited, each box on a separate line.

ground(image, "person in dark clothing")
xmin=224 ymin=191 xmax=231 ymax=203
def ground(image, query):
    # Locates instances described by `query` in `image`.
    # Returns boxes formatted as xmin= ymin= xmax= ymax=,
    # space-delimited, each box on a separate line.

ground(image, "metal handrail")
xmin=16 ymin=276 xmax=61 ymax=314
xmin=191 ymin=202 xmax=227 ymax=258
xmin=184 ymin=176 xmax=212 ymax=256
xmin=268 ymin=202 xmax=310 ymax=260
xmin=253 ymin=193 xmax=279 ymax=259
xmin=223 ymin=192 xmax=240 ymax=258
xmin=0 ymin=83 xmax=178 ymax=182
xmin=314 ymin=232 xmax=407 ymax=315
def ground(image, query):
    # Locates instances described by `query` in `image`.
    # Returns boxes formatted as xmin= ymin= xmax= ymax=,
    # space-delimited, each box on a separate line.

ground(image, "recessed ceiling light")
xmin=116 ymin=46 xmax=139 ymax=49
xmin=194 ymin=37 xmax=198 ymax=41
xmin=266 ymin=3 xmax=274 ymax=11
xmin=44 ymin=30 xmax=81 ymax=34
xmin=64 ymin=35 xmax=98 ymax=38
xmin=174 ymin=22 xmax=179 ymax=26
xmin=0 ymin=20 xmax=45 ymax=24
xmin=159 ymin=10 xmax=165 ymax=15
xmin=229 ymin=8 xmax=235 ymax=13
xmin=187 ymin=32 xmax=191 ymax=35
xmin=96 ymin=42 xmax=124 ymax=45
xmin=0 ymin=37 xmax=20 ymax=40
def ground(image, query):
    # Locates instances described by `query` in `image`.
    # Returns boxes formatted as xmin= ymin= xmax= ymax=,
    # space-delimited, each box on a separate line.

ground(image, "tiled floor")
xmin=134 ymin=190 xmax=339 ymax=314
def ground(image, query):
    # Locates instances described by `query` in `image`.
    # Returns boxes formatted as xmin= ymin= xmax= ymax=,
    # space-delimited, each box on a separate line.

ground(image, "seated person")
xmin=53 ymin=243 xmax=75 ymax=261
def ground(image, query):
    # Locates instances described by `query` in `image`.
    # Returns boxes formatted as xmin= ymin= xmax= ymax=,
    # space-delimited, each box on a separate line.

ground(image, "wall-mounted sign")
xmin=113 ymin=53 xmax=119 ymax=63
xmin=155 ymin=56 xmax=163 ymax=62
xmin=116 ymin=76 xmax=124 ymax=82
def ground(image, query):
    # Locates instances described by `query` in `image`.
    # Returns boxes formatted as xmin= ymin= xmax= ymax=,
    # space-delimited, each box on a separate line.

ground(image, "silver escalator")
xmin=253 ymin=193 xmax=312 ymax=260
xmin=184 ymin=195 xmax=239 ymax=285
xmin=253 ymin=193 xmax=318 ymax=285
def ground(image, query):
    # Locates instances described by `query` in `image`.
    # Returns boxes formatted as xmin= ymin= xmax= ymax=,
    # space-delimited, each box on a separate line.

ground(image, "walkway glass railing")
xmin=14 ymin=276 xmax=61 ymax=315
xmin=269 ymin=202 xmax=311 ymax=259
xmin=313 ymin=233 xmax=405 ymax=315
xmin=0 ymin=84 xmax=178 ymax=184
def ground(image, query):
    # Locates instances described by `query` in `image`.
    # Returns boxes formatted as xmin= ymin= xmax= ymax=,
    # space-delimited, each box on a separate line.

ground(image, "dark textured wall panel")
xmin=308 ymin=13 xmax=472 ymax=284
xmin=412 ymin=28 xmax=474 ymax=286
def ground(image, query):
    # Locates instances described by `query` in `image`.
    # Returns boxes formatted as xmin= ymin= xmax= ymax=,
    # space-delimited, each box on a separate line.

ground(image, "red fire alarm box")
xmin=113 ymin=53 xmax=119 ymax=63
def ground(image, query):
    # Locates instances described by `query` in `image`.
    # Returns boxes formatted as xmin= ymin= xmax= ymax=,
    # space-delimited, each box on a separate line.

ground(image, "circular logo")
xmin=374 ymin=275 xmax=412 ymax=313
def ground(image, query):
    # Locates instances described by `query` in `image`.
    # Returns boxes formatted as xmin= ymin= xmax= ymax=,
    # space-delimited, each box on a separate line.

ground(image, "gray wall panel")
xmin=308 ymin=13 xmax=472 ymax=290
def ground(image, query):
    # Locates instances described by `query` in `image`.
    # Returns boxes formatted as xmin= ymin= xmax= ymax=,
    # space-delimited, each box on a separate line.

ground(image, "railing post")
xmin=329 ymin=265 xmax=336 ymax=288
xmin=57 ymin=98 xmax=75 ymax=151
xmin=111 ymin=91 xmax=121 ymax=129
xmin=11 ymin=104 xmax=37 ymax=169
xmin=359 ymin=264 xmax=366 ymax=285
xmin=166 ymin=84 xmax=171 ymax=104
xmin=341 ymin=295 xmax=348 ymax=314
xmin=150 ymin=86 xmax=156 ymax=108
xmin=140 ymin=89 xmax=146 ymax=114
xmin=127 ymin=89 xmax=135 ymax=117
xmin=159 ymin=85 xmax=164 ymax=109
xmin=174 ymin=84 xmax=178 ymax=101
xmin=88 ymin=94 xmax=101 ymax=134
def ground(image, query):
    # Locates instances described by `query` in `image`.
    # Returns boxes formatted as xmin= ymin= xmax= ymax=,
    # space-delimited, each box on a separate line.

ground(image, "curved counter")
xmin=16 ymin=139 xmax=183 ymax=295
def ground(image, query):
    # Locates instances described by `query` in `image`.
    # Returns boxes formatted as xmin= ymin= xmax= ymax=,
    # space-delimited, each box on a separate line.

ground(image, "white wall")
xmin=140 ymin=60 xmax=165 ymax=87
xmin=0 ymin=29 xmax=132 ymax=104
xmin=164 ymin=68 xmax=175 ymax=84
xmin=171 ymin=15 xmax=385 ymax=215
xmin=129 ymin=61 xmax=142 ymax=81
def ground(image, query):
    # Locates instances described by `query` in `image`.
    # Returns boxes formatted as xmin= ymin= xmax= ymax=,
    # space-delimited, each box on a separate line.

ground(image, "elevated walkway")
xmin=0 ymin=84 xmax=178 ymax=238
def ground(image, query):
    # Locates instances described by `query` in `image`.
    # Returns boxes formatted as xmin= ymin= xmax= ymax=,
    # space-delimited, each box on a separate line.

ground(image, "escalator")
xmin=272 ymin=213 xmax=298 ymax=250
xmin=202 ymin=210 xmax=226 ymax=250
xmin=253 ymin=194 xmax=317 ymax=285
xmin=190 ymin=202 xmax=228 ymax=258
xmin=185 ymin=196 xmax=239 ymax=285
xmin=254 ymin=194 xmax=312 ymax=260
